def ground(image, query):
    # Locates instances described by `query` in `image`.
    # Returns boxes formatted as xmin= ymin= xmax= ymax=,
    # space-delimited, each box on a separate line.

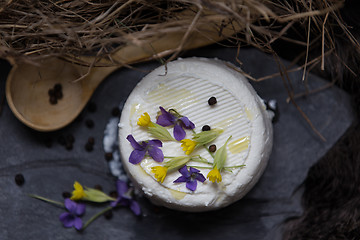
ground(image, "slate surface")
xmin=0 ymin=47 xmax=354 ymax=240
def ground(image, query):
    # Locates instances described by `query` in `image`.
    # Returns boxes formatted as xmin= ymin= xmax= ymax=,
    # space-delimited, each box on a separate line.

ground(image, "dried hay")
xmin=0 ymin=0 xmax=356 ymax=71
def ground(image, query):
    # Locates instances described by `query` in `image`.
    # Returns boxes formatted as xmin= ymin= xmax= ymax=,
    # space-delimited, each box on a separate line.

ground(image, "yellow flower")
xmin=151 ymin=166 xmax=168 ymax=183
xmin=180 ymin=139 xmax=197 ymax=155
xmin=70 ymin=181 xmax=86 ymax=200
xmin=207 ymin=166 xmax=222 ymax=183
xmin=137 ymin=112 xmax=151 ymax=127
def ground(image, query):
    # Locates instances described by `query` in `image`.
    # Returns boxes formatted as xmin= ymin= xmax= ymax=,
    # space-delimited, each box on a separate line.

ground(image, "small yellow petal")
xmin=137 ymin=112 xmax=151 ymax=127
xmin=70 ymin=181 xmax=86 ymax=200
xmin=151 ymin=166 xmax=168 ymax=183
xmin=180 ymin=139 xmax=197 ymax=155
xmin=207 ymin=167 xmax=222 ymax=183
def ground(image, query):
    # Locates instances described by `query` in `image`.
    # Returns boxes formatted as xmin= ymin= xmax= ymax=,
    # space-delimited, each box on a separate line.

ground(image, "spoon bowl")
xmin=6 ymin=58 xmax=116 ymax=131
xmin=5 ymin=15 xmax=240 ymax=131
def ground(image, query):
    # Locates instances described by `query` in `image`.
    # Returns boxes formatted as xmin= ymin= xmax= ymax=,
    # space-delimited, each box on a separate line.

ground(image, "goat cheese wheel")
xmin=119 ymin=58 xmax=273 ymax=212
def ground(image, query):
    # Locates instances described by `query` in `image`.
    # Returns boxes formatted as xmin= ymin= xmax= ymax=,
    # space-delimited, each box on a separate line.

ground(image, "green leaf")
xmin=83 ymin=188 xmax=116 ymax=203
xmin=192 ymin=128 xmax=224 ymax=145
xmin=213 ymin=136 xmax=232 ymax=170
xmin=148 ymin=122 xmax=175 ymax=141
xmin=164 ymin=156 xmax=191 ymax=171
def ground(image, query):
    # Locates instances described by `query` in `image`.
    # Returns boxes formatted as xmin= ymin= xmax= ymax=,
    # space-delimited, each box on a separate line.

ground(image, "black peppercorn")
xmin=15 ymin=173 xmax=25 ymax=186
xmin=94 ymin=184 xmax=103 ymax=191
xmin=109 ymin=191 xmax=118 ymax=199
xmin=105 ymin=152 xmax=113 ymax=161
xmin=104 ymin=210 xmax=113 ymax=220
xmin=87 ymin=102 xmax=97 ymax=112
xmin=49 ymin=95 xmax=57 ymax=105
xmin=85 ymin=119 xmax=94 ymax=128
xmin=111 ymin=107 xmax=120 ymax=117
xmin=44 ymin=137 xmax=53 ymax=148
xmin=66 ymin=134 xmax=75 ymax=143
xmin=49 ymin=83 xmax=63 ymax=104
xmin=209 ymin=144 xmax=217 ymax=152
xmin=202 ymin=125 xmax=211 ymax=131
xmin=85 ymin=142 xmax=93 ymax=152
xmin=62 ymin=191 xmax=71 ymax=199
xmin=87 ymin=137 xmax=95 ymax=145
xmin=65 ymin=142 xmax=73 ymax=151
xmin=48 ymin=89 xmax=55 ymax=97
xmin=55 ymin=91 xmax=63 ymax=100
xmin=57 ymin=135 xmax=66 ymax=145
xmin=208 ymin=96 xmax=217 ymax=105
xmin=54 ymin=83 xmax=62 ymax=92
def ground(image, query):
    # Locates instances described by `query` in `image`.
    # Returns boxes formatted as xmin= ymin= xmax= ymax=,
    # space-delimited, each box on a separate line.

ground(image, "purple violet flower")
xmin=110 ymin=180 xmax=141 ymax=216
xmin=173 ymin=165 xmax=206 ymax=191
xmin=156 ymin=106 xmax=195 ymax=141
xmin=59 ymin=198 xmax=86 ymax=230
xmin=127 ymin=134 xmax=164 ymax=164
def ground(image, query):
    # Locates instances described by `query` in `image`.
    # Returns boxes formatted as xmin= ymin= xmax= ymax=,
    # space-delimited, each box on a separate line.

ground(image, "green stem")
xmin=82 ymin=206 xmax=113 ymax=230
xmin=224 ymin=165 xmax=246 ymax=170
xmin=169 ymin=109 xmax=182 ymax=118
xmin=28 ymin=194 xmax=65 ymax=207
xmin=191 ymin=129 xmax=215 ymax=159
xmin=190 ymin=156 xmax=213 ymax=165
xmin=188 ymin=164 xmax=245 ymax=171
xmin=187 ymin=165 xmax=213 ymax=169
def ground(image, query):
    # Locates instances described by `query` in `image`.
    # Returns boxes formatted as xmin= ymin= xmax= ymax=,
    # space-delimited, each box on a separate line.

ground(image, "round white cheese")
xmin=119 ymin=57 xmax=273 ymax=212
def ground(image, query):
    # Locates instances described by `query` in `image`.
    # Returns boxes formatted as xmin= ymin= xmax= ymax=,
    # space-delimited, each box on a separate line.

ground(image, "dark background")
xmin=0 ymin=46 xmax=356 ymax=239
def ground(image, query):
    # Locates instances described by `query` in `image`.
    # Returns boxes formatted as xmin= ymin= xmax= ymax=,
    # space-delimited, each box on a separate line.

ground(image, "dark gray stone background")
xmin=0 ymin=47 xmax=354 ymax=240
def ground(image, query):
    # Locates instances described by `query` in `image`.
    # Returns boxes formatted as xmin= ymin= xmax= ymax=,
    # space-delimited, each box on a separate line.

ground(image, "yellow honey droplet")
xmin=228 ymin=136 xmax=250 ymax=154
xmin=168 ymin=189 xmax=187 ymax=200
xmin=147 ymin=84 xmax=197 ymax=112
xmin=213 ymin=114 xmax=241 ymax=129
xmin=130 ymin=103 xmax=141 ymax=118
xmin=245 ymin=108 xmax=253 ymax=121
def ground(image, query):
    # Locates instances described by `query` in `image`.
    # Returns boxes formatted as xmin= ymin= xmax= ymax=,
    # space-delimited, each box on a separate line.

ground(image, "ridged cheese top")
xmin=119 ymin=58 xmax=273 ymax=212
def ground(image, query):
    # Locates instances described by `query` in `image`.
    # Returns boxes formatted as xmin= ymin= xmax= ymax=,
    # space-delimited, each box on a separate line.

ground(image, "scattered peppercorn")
xmin=44 ymin=137 xmax=53 ymax=148
xmin=57 ymin=135 xmax=66 ymax=145
xmin=105 ymin=152 xmax=113 ymax=161
xmin=62 ymin=191 xmax=71 ymax=199
xmin=85 ymin=119 xmax=94 ymax=128
xmin=87 ymin=137 xmax=95 ymax=145
xmin=66 ymin=134 xmax=75 ymax=144
xmin=15 ymin=173 xmax=25 ymax=186
xmin=65 ymin=142 xmax=73 ymax=151
xmin=54 ymin=83 xmax=62 ymax=92
xmin=75 ymin=113 xmax=84 ymax=122
xmin=94 ymin=184 xmax=103 ymax=191
xmin=87 ymin=102 xmax=97 ymax=112
xmin=208 ymin=96 xmax=217 ymax=105
xmin=48 ymin=89 xmax=55 ymax=97
xmin=109 ymin=191 xmax=118 ymax=199
xmin=202 ymin=125 xmax=211 ymax=131
xmin=48 ymin=83 xmax=63 ymax=105
xmin=84 ymin=136 xmax=95 ymax=152
xmin=111 ymin=107 xmax=120 ymax=117
xmin=55 ymin=91 xmax=63 ymax=100
xmin=85 ymin=142 xmax=93 ymax=152
xmin=209 ymin=144 xmax=217 ymax=152
xmin=104 ymin=210 xmax=113 ymax=220
xmin=49 ymin=95 xmax=58 ymax=105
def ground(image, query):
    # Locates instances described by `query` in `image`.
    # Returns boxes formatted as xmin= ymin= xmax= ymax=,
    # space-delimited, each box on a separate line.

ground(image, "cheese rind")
xmin=119 ymin=58 xmax=273 ymax=212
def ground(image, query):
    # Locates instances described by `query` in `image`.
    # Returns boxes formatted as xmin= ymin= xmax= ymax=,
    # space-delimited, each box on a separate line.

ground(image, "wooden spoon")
xmin=6 ymin=15 xmax=241 ymax=131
